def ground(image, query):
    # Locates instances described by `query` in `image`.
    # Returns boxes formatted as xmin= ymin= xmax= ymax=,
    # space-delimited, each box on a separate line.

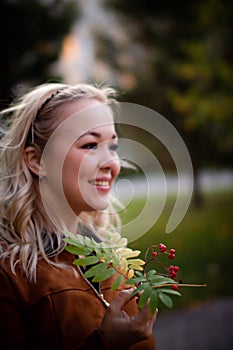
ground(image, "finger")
xmin=109 ymin=288 xmax=134 ymax=314
xmin=137 ymin=304 xmax=158 ymax=323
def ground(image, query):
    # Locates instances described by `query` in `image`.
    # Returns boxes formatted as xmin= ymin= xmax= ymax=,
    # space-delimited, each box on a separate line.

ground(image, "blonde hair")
xmin=0 ymin=82 xmax=121 ymax=281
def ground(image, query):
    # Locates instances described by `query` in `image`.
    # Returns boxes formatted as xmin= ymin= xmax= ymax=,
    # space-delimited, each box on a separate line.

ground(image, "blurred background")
xmin=0 ymin=0 xmax=232 ymax=349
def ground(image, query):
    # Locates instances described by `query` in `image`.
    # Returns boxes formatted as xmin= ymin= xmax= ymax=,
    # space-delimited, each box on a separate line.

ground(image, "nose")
xmin=99 ymin=151 xmax=121 ymax=177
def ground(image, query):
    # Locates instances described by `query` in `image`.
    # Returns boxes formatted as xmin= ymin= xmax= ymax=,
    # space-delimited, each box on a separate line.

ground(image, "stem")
xmin=153 ymin=257 xmax=169 ymax=271
xmin=155 ymin=272 xmax=170 ymax=277
xmin=144 ymin=245 xmax=152 ymax=261
xmin=144 ymin=257 xmax=154 ymax=267
xmin=153 ymin=283 xmax=207 ymax=289
xmin=144 ymin=255 xmax=169 ymax=273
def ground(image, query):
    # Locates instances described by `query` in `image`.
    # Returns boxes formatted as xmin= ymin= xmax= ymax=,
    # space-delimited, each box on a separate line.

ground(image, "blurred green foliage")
xmin=104 ymin=0 xmax=233 ymax=176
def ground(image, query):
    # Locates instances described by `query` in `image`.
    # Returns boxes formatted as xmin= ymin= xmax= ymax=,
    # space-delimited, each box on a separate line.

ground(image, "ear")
xmin=24 ymin=146 xmax=46 ymax=177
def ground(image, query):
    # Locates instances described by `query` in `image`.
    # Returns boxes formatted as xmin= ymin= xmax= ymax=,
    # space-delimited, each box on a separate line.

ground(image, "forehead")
xmin=52 ymin=99 xmax=115 ymax=142
xmin=59 ymin=98 xmax=114 ymax=126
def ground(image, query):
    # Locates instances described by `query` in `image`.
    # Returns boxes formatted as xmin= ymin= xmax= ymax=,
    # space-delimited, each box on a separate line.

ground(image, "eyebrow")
xmin=78 ymin=131 xmax=117 ymax=140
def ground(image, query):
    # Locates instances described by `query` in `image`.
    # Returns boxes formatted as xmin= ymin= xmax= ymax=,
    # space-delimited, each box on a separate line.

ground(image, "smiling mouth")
xmin=89 ymin=180 xmax=110 ymax=187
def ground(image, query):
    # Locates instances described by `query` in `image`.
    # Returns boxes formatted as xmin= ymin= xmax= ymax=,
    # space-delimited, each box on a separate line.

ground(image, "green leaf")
xmin=63 ymin=237 xmax=77 ymax=245
xmin=98 ymin=242 xmax=109 ymax=249
xmin=90 ymin=237 xmax=98 ymax=246
xmin=94 ymin=247 xmax=103 ymax=259
xmin=63 ymin=237 xmax=83 ymax=247
xmin=135 ymin=271 xmax=144 ymax=277
xmin=64 ymin=233 xmax=85 ymax=245
xmin=130 ymin=288 xmax=140 ymax=298
xmin=125 ymin=276 xmax=147 ymax=285
xmin=146 ymin=269 xmax=157 ymax=281
xmin=111 ymin=274 xmax=124 ymax=290
xmin=102 ymin=248 xmax=112 ymax=263
xmin=112 ymin=251 xmax=120 ymax=269
xmin=84 ymin=263 xmax=108 ymax=278
xmin=133 ymin=282 xmax=150 ymax=298
xmin=65 ymin=245 xmax=91 ymax=256
xmin=158 ymin=292 xmax=173 ymax=308
xmin=92 ymin=267 xmax=116 ymax=282
xmin=138 ymin=285 xmax=153 ymax=309
xmin=73 ymin=256 xmax=99 ymax=266
xmin=83 ymin=236 xmax=94 ymax=248
xmin=149 ymin=290 xmax=158 ymax=315
xmin=156 ymin=288 xmax=181 ymax=297
xmin=149 ymin=276 xmax=174 ymax=286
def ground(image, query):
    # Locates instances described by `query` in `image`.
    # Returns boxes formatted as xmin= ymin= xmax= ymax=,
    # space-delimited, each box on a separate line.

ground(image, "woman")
xmin=0 ymin=83 xmax=156 ymax=349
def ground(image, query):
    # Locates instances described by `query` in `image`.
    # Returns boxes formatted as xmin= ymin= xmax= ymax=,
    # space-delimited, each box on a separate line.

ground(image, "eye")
xmin=80 ymin=142 xmax=98 ymax=150
xmin=109 ymin=144 xmax=119 ymax=152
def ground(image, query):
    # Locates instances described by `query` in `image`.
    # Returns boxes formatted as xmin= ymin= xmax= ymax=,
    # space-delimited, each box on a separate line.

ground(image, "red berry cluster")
xmin=158 ymin=243 xmax=166 ymax=252
xmin=168 ymin=248 xmax=176 ymax=260
xmin=169 ymin=265 xmax=179 ymax=278
xmin=152 ymin=243 xmax=176 ymax=260
xmin=149 ymin=242 xmax=180 ymax=291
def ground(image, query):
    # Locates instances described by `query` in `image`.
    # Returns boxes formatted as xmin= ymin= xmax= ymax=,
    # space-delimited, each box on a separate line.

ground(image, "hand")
xmin=99 ymin=288 xmax=158 ymax=349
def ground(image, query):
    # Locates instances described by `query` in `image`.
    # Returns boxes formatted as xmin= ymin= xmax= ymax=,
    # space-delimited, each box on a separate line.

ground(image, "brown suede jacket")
xmin=0 ymin=250 xmax=155 ymax=350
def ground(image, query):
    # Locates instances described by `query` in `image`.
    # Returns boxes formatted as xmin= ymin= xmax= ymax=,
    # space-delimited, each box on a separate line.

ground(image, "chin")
xmin=86 ymin=199 xmax=110 ymax=212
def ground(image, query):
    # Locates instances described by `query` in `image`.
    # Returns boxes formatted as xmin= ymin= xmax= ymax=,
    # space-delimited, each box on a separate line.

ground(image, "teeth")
xmin=90 ymin=180 xmax=109 ymax=186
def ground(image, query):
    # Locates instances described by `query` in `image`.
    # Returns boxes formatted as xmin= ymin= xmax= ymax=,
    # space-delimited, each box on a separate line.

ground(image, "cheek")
xmin=62 ymin=151 xmax=95 ymax=189
xmin=62 ymin=152 xmax=83 ymax=187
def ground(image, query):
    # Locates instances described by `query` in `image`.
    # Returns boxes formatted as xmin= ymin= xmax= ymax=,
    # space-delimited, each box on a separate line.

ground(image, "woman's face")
xmin=43 ymin=99 xmax=121 ymax=216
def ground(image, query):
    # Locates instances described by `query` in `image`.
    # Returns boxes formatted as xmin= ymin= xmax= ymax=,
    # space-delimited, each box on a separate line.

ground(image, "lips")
xmin=88 ymin=177 xmax=112 ymax=191
xmin=89 ymin=180 xmax=110 ymax=187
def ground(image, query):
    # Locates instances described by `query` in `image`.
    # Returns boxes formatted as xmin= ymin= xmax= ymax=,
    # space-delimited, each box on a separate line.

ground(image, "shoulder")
xmin=0 ymin=250 xmax=94 ymax=305
xmin=0 ymin=265 xmax=20 ymax=305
